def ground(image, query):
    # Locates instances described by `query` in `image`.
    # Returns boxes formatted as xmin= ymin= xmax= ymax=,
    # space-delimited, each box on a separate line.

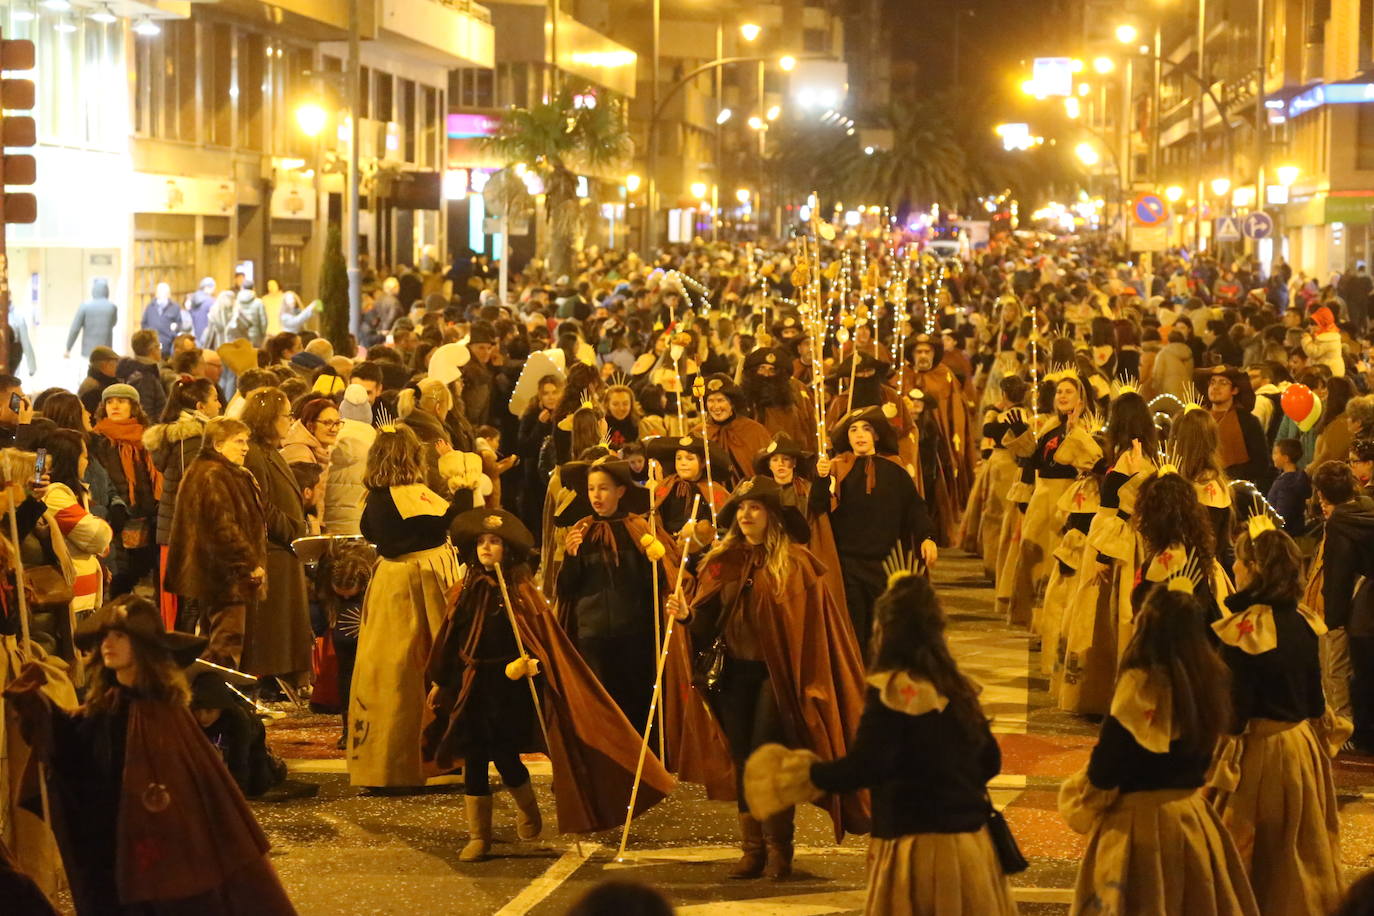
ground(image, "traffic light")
xmin=0 ymin=36 xmax=36 ymax=226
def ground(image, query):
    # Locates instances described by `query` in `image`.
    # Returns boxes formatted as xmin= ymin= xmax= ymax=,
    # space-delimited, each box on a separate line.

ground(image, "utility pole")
xmin=1194 ymin=0 xmax=1206 ymax=252
xmin=1254 ymin=0 xmax=1267 ymax=267
xmin=347 ymin=0 xmax=361 ymax=339
xmin=645 ymin=0 xmax=660 ymax=253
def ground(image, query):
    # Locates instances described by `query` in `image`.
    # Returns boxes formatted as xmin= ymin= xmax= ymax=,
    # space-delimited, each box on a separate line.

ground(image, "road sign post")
xmin=1241 ymin=211 xmax=1274 ymax=240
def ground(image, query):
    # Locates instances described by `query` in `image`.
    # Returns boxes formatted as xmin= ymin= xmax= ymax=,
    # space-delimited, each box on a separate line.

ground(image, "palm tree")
xmin=483 ymin=82 xmax=631 ymax=278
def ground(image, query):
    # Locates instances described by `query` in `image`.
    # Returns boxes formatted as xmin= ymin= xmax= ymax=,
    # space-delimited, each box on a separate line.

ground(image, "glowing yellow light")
xmin=779 ymin=55 xmax=797 ymax=72
xmin=1077 ymin=82 xmax=1091 ymax=97
xmin=1165 ymin=185 xmax=1184 ymax=202
xmin=1211 ymin=177 xmax=1231 ymax=196
xmin=569 ymin=50 xmax=636 ymax=68
xmin=740 ymin=23 xmax=761 ymax=42
xmin=735 ymin=188 xmax=751 ymax=204
xmin=1075 ymin=142 xmax=1101 ymax=166
xmin=747 ymin=115 xmax=765 ymax=130
xmin=1092 ymin=56 xmax=1114 ymax=74
xmin=766 ymin=105 xmax=781 ymax=121
xmin=1064 ymin=97 xmax=1080 ymax=119
xmin=1276 ymin=165 xmax=1300 ymax=186
xmin=625 ymin=173 xmax=641 ymax=192
xmin=295 ymin=103 xmax=327 ymax=138
xmin=1115 ymin=24 xmax=1138 ymax=44
xmin=1070 ymin=59 xmax=1084 ymax=73
xmin=690 ymin=181 xmax=708 ymax=199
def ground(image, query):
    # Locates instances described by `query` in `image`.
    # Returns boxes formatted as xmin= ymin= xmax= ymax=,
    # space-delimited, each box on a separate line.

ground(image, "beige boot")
xmin=507 ymin=780 xmax=543 ymax=841
xmin=762 ymin=808 xmax=795 ymax=880
xmin=459 ymin=795 xmax=493 ymax=861
xmin=728 ymin=814 xmax=766 ymax=879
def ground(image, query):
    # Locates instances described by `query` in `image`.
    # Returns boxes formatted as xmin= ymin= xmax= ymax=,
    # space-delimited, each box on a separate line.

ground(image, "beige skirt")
xmin=866 ymin=827 xmax=1019 ymax=916
xmin=1004 ymin=477 xmax=1071 ymax=627
xmin=1072 ymin=788 xmax=1258 ymax=916
xmin=347 ymin=544 xmax=462 ymax=787
xmin=1055 ymin=565 xmax=1117 ymax=715
xmin=1212 ymin=719 xmax=1345 ymax=915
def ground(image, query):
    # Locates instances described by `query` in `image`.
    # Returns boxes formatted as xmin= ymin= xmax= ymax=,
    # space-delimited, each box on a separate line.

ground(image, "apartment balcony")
xmin=379 ymin=0 xmax=494 ymax=68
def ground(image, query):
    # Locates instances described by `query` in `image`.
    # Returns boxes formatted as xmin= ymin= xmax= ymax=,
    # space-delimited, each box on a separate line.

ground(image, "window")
xmin=1357 ymin=104 xmax=1374 ymax=171
xmin=421 ymin=86 xmax=440 ymax=168
xmin=401 ymin=78 xmax=416 ymax=162
xmin=210 ymin=23 xmax=233 ymax=146
xmin=239 ymin=31 xmax=265 ymax=151
xmin=375 ymin=70 xmax=393 ymax=124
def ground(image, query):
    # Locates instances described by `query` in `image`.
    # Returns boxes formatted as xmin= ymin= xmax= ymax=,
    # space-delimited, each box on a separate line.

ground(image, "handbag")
xmin=985 ymin=798 xmax=1028 ymax=874
xmin=692 ymin=576 xmax=752 ymax=695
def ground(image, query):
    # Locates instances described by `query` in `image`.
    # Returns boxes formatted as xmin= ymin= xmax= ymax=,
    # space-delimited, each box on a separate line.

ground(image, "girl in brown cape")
xmin=5 ymin=595 xmax=296 ymax=916
xmin=666 ymin=475 xmax=870 ymax=881
xmin=424 ymin=508 xmax=674 ymax=861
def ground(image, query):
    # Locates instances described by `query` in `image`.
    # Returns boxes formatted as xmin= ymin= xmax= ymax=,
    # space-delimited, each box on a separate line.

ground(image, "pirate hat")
xmin=556 ymin=455 xmax=650 ymax=523
xmin=743 ymin=347 xmax=789 ymax=375
xmin=770 ymin=312 xmax=805 ymax=340
xmin=645 ymin=434 xmax=731 ymax=480
xmin=752 ymin=432 xmax=814 ymax=477
xmin=828 ymin=403 xmax=901 ymax=456
xmin=826 ymin=351 xmax=891 ymax=385
xmin=451 ymin=507 xmax=535 ymax=557
xmin=903 ymin=332 xmax=945 ymax=368
xmin=716 ymin=476 xmax=811 ymax=544
xmin=76 ymin=595 xmax=207 ymax=668
xmin=702 ymin=373 xmax=747 ymax=410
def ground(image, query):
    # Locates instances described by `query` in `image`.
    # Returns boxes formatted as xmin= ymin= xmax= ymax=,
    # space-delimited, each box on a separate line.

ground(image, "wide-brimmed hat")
xmin=1196 ymin=365 xmax=1256 ymax=412
xmin=743 ymin=347 xmax=789 ymax=375
xmin=557 ymin=456 xmax=651 ymax=523
xmin=904 ymin=332 xmax=945 ymax=368
xmin=76 ymin=596 xmax=206 ymax=667
xmin=645 ymin=434 xmax=731 ymax=479
xmin=770 ymin=312 xmax=805 ymax=340
xmin=451 ymin=507 xmax=534 ymax=557
xmin=701 ymin=373 xmax=746 ymax=410
xmin=217 ymin=339 xmax=259 ymax=376
xmin=752 ymin=433 xmax=814 ymax=477
xmin=828 ymin=403 xmax=901 ymax=456
xmin=717 ymin=476 xmax=811 ymax=544
xmin=826 ymin=351 xmax=890 ymax=384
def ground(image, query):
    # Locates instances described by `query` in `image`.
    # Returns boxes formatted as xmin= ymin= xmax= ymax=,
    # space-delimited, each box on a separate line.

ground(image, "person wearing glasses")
xmin=281 ymin=395 xmax=343 ymax=529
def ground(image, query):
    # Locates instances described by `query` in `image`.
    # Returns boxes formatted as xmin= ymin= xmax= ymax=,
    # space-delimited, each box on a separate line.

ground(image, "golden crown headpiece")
xmin=1166 ymin=551 xmax=1206 ymax=594
xmin=1112 ymin=373 xmax=1140 ymax=397
xmin=882 ymin=543 xmax=926 ymax=588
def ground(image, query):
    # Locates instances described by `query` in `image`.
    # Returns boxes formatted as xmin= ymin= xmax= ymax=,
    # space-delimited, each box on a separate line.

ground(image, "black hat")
xmin=826 ymin=351 xmax=891 ymax=384
xmin=452 ymin=507 xmax=535 ymax=556
xmin=904 ymin=333 xmax=944 ymax=368
xmin=752 ymin=432 xmax=814 ymax=477
xmin=557 ymin=456 xmax=651 ymax=523
xmin=467 ymin=322 xmax=497 ymax=346
xmin=771 ymin=312 xmax=805 ymax=340
xmin=190 ymin=672 xmax=244 ymax=711
xmin=76 ymin=596 xmax=207 ymax=668
xmin=717 ymin=476 xmax=811 ymax=544
xmin=1197 ymin=365 xmax=1256 ymax=412
xmin=743 ymin=347 xmax=789 ymax=375
xmin=645 ymin=434 xmax=731 ymax=480
xmin=701 ymin=373 xmax=746 ymax=410
xmin=828 ymin=403 xmax=901 ymax=456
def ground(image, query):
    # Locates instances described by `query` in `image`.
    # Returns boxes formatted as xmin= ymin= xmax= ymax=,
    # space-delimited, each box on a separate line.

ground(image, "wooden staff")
xmin=615 ymin=494 xmax=699 ymax=862
xmin=692 ymin=378 xmax=718 ymax=530
xmin=492 ymin=563 xmax=553 ymax=760
xmin=646 ymin=459 xmax=665 ymax=762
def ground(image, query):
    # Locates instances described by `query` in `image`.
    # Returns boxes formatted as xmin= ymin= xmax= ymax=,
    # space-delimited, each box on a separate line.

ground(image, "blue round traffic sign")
xmin=1241 ymin=211 xmax=1274 ymax=240
xmin=1133 ymin=194 xmax=1167 ymax=226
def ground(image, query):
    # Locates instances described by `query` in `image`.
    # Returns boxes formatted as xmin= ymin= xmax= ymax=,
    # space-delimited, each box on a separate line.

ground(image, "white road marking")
xmin=675 ymin=889 xmax=866 ymax=915
xmin=603 ymin=844 xmax=865 ymax=869
xmin=493 ymin=842 xmax=600 ymax=915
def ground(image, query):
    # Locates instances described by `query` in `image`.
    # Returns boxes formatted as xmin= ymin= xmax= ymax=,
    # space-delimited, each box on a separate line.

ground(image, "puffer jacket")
xmin=142 ymin=410 xmax=208 ymax=545
xmin=323 ymin=419 xmax=375 ymax=536
xmin=1303 ymin=329 xmax=1345 ymax=377
xmin=1146 ymin=340 xmax=1194 ymax=400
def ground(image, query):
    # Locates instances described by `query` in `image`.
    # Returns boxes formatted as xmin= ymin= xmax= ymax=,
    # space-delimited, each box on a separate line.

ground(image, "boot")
xmin=507 ymin=780 xmax=542 ymax=841
xmin=459 ymin=795 xmax=493 ymax=861
xmin=728 ymin=814 xmax=766 ymax=879
xmin=762 ymin=808 xmax=795 ymax=880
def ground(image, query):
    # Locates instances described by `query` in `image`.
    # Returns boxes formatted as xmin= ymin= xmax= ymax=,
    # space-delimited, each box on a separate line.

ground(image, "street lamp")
xmin=715 ymin=107 xmax=732 ymax=125
xmin=626 ymin=173 xmax=642 ymax=193
xmin=779 ymin=55 xmax=797 ymax=72
xmin=1064 ymin=97 xmax=1080 ymax=119
xmin=740 ymin=22 xmax=761 ymax=42
xmin=690 ymin=181 xmax=708 ymax=200
xmin=766 ymin=105 xmax=780 ymax=121
xmin=1211 ymin=177 xmax=1231 ymax=196
xmin=1166 ymin=185 xmax=1184 ymax=202
xmin=295 ymin=103 xmax=327 ymax=138
xmin=1075 ymin=142 xmax=1101 ymax=167
xmin=735 ymin=188 xmax=751 ymax=204
xmin=747 ymin=115 xmax=765 ymax=130
xmin=1276 ymin=165 xmax=1300 ymax=186
xmin=1092 ymin=56 xmax=1114 ymax=74
xmin=1115 ymin=24 xmax=1139 ymax=44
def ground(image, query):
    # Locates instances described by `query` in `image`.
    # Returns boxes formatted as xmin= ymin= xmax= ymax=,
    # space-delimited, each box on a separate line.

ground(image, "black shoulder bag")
xmin=692 ymin=576 xmax=752 ymax=695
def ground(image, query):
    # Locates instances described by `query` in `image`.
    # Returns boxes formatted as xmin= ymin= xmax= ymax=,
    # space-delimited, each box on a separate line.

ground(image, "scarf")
xmin=1211 ymin=407 xmax=1248 ymax=470
xmin=94 ymin=417 xmax=162 ymax=502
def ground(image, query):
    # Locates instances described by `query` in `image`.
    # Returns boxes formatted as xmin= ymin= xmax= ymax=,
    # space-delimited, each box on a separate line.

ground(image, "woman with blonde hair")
xmin=347 ymin=424 xmax=466 ymax=790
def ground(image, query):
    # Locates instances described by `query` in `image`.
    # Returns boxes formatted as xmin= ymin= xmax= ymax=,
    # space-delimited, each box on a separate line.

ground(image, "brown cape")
xmin=667 ymin=544 xmax=872 ymax=840
xmin=427 ymin=566 xmax=677 ymax=834
xmin=706 ymin=415 xmax=773 ymax=484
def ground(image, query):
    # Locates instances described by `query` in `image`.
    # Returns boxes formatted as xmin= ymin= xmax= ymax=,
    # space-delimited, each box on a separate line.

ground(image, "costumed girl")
xmin=423 ymin=508 xmax=675 ymax=861
xmin=1168 ymin=406 xmax=1236 ymax=575
xmin=744 ymin=569 xmax=1018 ymax=916
xmin=1059 ymin=585 xmax=1258 ymax=916
xmin=958 ymin=374 xmax=1028 ymax=582
xmin=647 ymin=434 xmax=730 ymax=538
xmin=1208 ymin=517 xmax=1346 ymax=913
xmin=1129 ymin=468 xmax=1230 ymax=636
xmin=5 ymin=596 xmax=297 ymax=915
xmin=1055 ymin=387 xmax=1157 ymax=714
xmin=665 ymin=475 xmax=869 ymax=881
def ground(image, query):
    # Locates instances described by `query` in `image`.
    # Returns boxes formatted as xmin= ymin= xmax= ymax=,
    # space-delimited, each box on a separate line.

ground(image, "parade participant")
xmin=646 ymin=434 xmax=730 ymax=537
xmin=1057 ymin=390 xmax=1156 ymax=714
xmin=959 ymin=375 xmax=1028 ymax=581
xmin=745 ymin=572 xmax=1018 ymax=915
xmin=538 ymin=412 xmax=606 ymax=593
xmin=164 ymin=417 xmax=265 ymax=668
xmin=813 ymin=405 xmax=937 ymax=645
xmin=901 ymin=333 xmax=978 ymax=508
xmin=1059 ymin=587 xmax=1257 ymax=916
xmin=823 ymin=351 xmax=917 ymax=468
xmin=424 ymin=509 xmax=674 ymax=859
xmin=1167 ymin=407 xmax=1236 ymax=573
xmin=667 ymin=476 xmax=868 ymax=880
xmin=1129 ymin=469 xmax=1228 ymax=635
xmin=348 ymin=425 xmax=466 ymax=789
xmin=1203 ymin=366 xmax=1271 ymax=487
xmin=1209 ymin=519 xmax=1345 ymax=913
xmin=701 ymin=374 xmax=772 ymax=484
xmin=4 ymin=596 xmax=297 ymax=915
xmin=753 ymin=433 xmax=846 ymax=618
xmin=906 ymin=389 xmax=961 ymax=545
xmin=740 ymin=347 xmax=817 ymax=451
xmin=1001 ymin=373 xmax=1100 ymax=628
xmin=555 ymin=456 xmax=663 ymax=731
xmin=602 ymin=382 xmax=640 ymax=448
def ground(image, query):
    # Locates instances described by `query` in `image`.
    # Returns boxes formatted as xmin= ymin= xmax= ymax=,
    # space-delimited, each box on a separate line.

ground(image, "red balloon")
xmin=1281 ymin=383 xmax=1315 ymax=423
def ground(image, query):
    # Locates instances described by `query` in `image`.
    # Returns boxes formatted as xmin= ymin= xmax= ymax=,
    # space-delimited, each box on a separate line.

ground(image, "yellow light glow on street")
xmin=295 ymin=103 xmax=327 ymax=137
xmin=766 ymin=105 xmax=781 ymax=121
xmin=736 ymin=188 xmax=751 ymax=204
xmin=779 ymin=55 xmax=797 ymax=72
xmin=740 ymin=23 xmax=761 ymax=42
xmin=690 ymin=181 xmax=708 ymax=200
xmin=625 ymin=173 xmax=641 ymax=192
xmin=1075 ymin=142 xmax=1100 ymax=166
xmin=1115 ymin=24 xmax=1139 ymax=44
xmin=1064 ymin=97 xmax=1080 ymax=119
xmin=1276 ymin=164 xmax=1300 ymax=186
xmin=1165 ymin=185 xmax=1183 ymax=202
xmin=1077 ymin=82 xmax=1091 ymax=97
xmin=1211 ymin=177 xmax=1231 ymax=196
xmin=748 ymin=115 xmax=765 ymax=130
xmin=1092 ymin=56 xmax=1114 ymax=74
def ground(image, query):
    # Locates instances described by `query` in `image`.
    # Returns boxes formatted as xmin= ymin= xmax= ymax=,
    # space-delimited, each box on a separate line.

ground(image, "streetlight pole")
xmin=644 ymin=0 xmax=659 ymax=256
xmin=1254 ymin=0 xmax=1268 ymax=266
xmin=346 ymin=0 xmax=361 ymax=340
xmin=1195 ymin=0 xmax=1207 ymax=252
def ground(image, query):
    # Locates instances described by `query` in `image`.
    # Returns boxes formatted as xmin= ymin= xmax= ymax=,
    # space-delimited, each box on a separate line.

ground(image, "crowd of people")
xmin=5 ymin=234 xmax=1374 ymax=916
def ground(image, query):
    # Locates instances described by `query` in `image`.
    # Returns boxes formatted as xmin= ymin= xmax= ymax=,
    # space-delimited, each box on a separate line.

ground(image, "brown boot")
xmin=507 ymin=780 xmax=542 ymax=841
xmin=459 ymin=795 xmax=493 ymax=861
xmin=762 ymin=808 xmax=795 ymax=880
xmin=728 ymin=813 xmax=766 ymax=879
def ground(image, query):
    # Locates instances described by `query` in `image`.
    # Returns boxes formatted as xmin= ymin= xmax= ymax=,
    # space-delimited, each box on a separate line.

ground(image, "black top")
xmin=810 ymin=687 xmax=999 ymax=838
xmin=556 ymin=512 xmax=660 ymax=640
xmin=1018 ymin=420 xmax=1080 ymax=483
xmin=1086 ymin=713 xmax=1211 ymax=794
xmin=360 ymin=486 xmax=465 ymax=559
xmin=1220 ymin=590 xmax=1325 ymax=729
xmin=812 ymin=456 xmax=934 ymax=559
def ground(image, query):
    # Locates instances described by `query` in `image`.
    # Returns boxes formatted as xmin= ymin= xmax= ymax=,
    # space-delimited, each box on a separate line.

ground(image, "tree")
xmin=482 ymin=81 xmax=630 ymax=278
xmin=319 ymin=223 xmax=350 ymax=356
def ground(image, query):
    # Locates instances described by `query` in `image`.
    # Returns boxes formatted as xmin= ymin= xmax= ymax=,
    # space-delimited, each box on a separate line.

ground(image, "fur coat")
xmin=164 ymin=448 xmax=267 ymax=604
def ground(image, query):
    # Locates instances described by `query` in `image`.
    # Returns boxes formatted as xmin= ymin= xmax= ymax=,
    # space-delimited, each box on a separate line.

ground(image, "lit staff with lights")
xmin=811 ymin=405 xmax=937 ymax=646
xmin=901 ymin=333 xmax=979 ymax=511
xmin=423 ymin=509 xmax=674 ymax=860
xmin=664 ymin=476 xmax=870 ymax=880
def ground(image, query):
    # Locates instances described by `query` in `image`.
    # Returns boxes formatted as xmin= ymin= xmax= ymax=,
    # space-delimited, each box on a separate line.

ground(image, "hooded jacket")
xmin=1320 ymin=494 xmax=1374 ymax=631
xmin=143 ymin=410 xmax=208 ymax=545
xmin=1147 ymin=340 xmax=1194 ymax=399
xmin=1303 ymin=329 xmax=1345 ymax=377
xmin=66 ymin=279 xmax=118 ymax=357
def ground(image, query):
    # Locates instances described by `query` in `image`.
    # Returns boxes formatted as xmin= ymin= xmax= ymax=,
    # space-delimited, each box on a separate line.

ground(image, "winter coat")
xmin=140 ymin=299 xmax=190 ymax=355
xmin=143 ymin=410 xmax=208 ymax=545
xmin=241 ymin=440 xmax=312 ymax=677
xmin=77 ymin=366 xmax=120 ymax=416
xmin=1303 ymin=330 xmax=1345 ymax=376
xmin=1148 ymin=341 xmax=1194 ymax=399
xmin=65 ymin=281 xmax=118 ymax=357
xmin=114 ymin=356 xmax=167 ymax=425
xmin=323 ymin=419 xmax=375 ymax=536
xmin=165 ymin=448 xmax=267 ymax=604
xmin=278 ymin=299 xmax=317 ymax=334
xmin=185 ymin=290 xmax=215 ymax=344
xmin=279 ymin=420 xmax=331 ymax=519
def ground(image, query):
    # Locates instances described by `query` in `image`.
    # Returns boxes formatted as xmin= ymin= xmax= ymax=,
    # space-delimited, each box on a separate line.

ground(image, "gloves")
xmin=504 ymin=655 xmax=540 ymax=681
